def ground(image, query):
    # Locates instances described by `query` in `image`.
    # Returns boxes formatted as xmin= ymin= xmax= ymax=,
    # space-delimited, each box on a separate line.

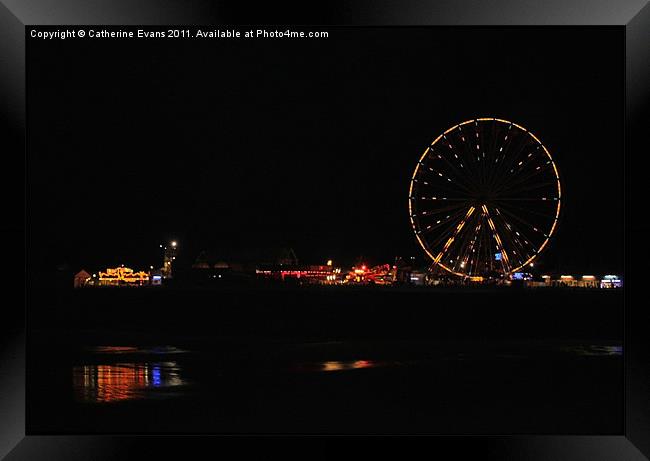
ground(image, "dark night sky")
xmin=28 ymin=27 xmax=624 ymax=274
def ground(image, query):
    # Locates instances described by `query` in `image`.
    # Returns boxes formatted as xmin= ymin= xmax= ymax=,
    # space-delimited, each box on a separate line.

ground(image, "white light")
xmin=171 ymin=241 xmax=177 ymax=247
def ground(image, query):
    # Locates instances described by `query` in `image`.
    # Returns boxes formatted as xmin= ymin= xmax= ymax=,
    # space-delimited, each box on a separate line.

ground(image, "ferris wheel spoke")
xmin=462 ymin=123 xmax=489 ymax=189
xmin=414 ymin=177 xmax=472 ymax=199
xmin=463 ymin=121 xmax=483 ymax=186
xmin=486 ymin=119 xmax=503 ymax=158
xmin=429 ymin=148 xmax=482 ymax=195
xmin=425 ymin=228 xmax=462 ymax=260
xmin=500 ymin=175 xmax=557 ymax=198
xmin=443 ymin=134 xmax=482 ymax=191
xmin=453 ymin=215 xmax=483 ymax=273
xmin=423 ymin=206 xmax=473 ymax=254
xmin=492 ymin=204 xmax=553 ymax=250
xmin=444 ymin=212 xmax=476 ymax=271
xmin=411 ymin=199 xmax=471 ymax=221
xmin=471 ymin=217 xmax=484 ymax=274
xmin=493 ymin=205 xmax=553 ymax=240
xmin=485 ymin=125 xmax=522 ymax=188
xmin=492 ymin=213 xmax=534 ymax=268
xmin=482 ymin=205 xmax=512 ymax=273
xmin=475 ymin=120 xmax=496 ymax=191
xmin=490 ymin=138 xmax=537 ymax=193
xmin=493 ymin=162 xmax=557 ymax=196
xmin=417 ymin=207 xmax=471 ymax=244
xmin=492 ymin=125 xmax=515 ymax=166
xmin=484 ymin=213 xmax=499 ymax=273
xmin=465 ymin=215 xmax=484 ymax=276
xmin=497 ymin=220 xmax=540 ymax=268
xmin=415 ymin=200 xmax=473 ymax=217
xmin=493 ymin=198 xmax=559 ymax=222
xmin=415 ymin=170 xmax=477 ymax=197
xmin=472 ymin=214 xmax=489 ymax=275
xmin=417 ymin=207 xmax=473 ymax=236
xmin=450 ymin=126 xmax=484 ymax=179
xmin=495 ymin=131 xmax=539 ymax=179
xmin=481 ymin=214 xmax=495 ymax=274
xmin=493 ymin=156 xmax=548 ymax=193
xmin=432 ymin=207 xmax=476 ymax=265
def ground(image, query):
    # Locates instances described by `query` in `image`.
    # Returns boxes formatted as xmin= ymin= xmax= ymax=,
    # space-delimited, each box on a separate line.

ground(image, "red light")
xmin=361 ymin=265 xmax=366 ymax=271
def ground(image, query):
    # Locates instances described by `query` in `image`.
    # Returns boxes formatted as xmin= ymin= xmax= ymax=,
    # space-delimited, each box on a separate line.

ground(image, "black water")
xmin=27 ymin=286 xmax=624 ymax=434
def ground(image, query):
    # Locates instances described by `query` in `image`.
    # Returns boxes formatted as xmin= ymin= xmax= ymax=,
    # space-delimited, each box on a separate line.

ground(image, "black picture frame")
xmin=2 ymin=0 xmax=649 ymax=459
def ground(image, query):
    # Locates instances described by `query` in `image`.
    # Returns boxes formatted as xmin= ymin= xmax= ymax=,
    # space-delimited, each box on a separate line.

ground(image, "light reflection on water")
xmin=303 ymin=344 xmax=623 ymax=372
xmin=87 ymin=346 xmax=188 ymax=355
xmin=71 ymin=343 xmax=622 ymax=402
xmin=564 ymin=345 xmax=623 ymax=357
xmin=322 ymin=360 xmax=376 ymax=371
xmin=73 ymin=361 xmax=186 ymax=403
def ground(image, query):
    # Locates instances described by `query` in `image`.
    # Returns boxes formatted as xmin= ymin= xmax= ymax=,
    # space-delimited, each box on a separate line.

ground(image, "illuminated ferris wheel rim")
xmin=408 ymin=117 xmax=562 ymax=277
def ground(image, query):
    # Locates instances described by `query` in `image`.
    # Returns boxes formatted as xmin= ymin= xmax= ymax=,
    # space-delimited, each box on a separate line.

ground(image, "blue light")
xmin=494 ymin=253 xmax=502 ymax=261
xmin=152 ymin=366 xmax=161 ymax=387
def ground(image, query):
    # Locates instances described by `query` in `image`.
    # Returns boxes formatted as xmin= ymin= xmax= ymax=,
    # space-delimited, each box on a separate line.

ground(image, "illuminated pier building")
xmin=73 ymin=269 xmax=92 ymax=288
xmin=256 ymin=264 xmax=339 ymax=283
xmin=190 ymin=248 xmax=344 ymax=284
xmin=97 ymin=266 xmax=150 ymax=286
xmin=343 ymin=264 xmax=395 ymax=285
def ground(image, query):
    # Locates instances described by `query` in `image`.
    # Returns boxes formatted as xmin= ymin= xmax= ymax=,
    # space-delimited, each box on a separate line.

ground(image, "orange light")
xmin=98 ymin=266 xmax=150 ymax=283
xmin=411 ymin=118 xmax=561 ymax=277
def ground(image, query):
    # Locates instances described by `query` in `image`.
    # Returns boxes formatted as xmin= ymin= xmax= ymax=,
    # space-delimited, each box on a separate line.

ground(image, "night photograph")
xmin=26 ymin=25 xmax=624 ymax=435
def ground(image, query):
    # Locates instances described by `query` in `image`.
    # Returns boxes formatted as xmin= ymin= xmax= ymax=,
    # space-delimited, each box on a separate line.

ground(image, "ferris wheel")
xmin=408 ymin=118 xmax=562 ymax=278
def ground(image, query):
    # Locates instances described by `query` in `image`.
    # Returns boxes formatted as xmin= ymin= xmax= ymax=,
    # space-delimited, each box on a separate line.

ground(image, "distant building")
xmin=545 ymin=274 xmax=616 ymax=288
xmin=409 ymin=270 xmax=427 ymax=286
xmin=191 ymin=247 xmax=299 ymax=274
xmin=73 ymin=269 xmax=92 ymax=288
xmin=393 ymin=256 xmax=414 ymax=284
xmin=150 ymin=270 xmax=163 ymax=286
xmin=343 ymin=264 xmax=396 ymax=285
xmin=600 ymin=275 xmax=623 ymax=289
xmin=98 ymin=266 xmax=150 ymax=286
xmin=579 ymin=275 xmax=600 ymax=288
xmin=257 ymin=264 xmax=336 ymax=283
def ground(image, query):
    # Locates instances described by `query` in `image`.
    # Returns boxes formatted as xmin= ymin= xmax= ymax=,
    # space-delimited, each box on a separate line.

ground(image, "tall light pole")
xmin=161 ymin=240 xmax=178 ymax=279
